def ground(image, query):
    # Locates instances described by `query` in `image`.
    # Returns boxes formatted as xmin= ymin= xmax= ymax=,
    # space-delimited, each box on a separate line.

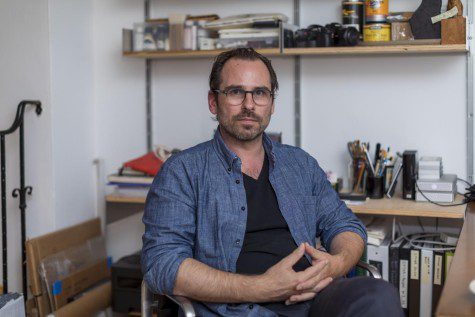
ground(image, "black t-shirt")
xmin=236 ymin=154 xmax=310 ymax=275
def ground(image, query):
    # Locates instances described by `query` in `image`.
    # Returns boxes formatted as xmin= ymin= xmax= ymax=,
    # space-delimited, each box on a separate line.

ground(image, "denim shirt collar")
xmin=212 ymin=126 xmax=276 ymax=171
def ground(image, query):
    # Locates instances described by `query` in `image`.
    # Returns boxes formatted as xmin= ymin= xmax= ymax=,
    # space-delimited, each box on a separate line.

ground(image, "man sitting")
xmin=142 ymin=48 xmax=403 ymax=317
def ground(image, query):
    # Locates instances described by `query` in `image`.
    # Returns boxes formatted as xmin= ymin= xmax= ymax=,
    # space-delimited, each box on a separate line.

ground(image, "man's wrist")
xmin=332 ymin=253 xmax=349 ymax=278
xmin=244 ymin=274 xmax=269 ymax=302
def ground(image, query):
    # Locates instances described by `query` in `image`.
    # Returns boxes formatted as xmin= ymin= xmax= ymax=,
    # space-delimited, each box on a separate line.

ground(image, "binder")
xmin=399 ymin=243 xmax=411 ymax=316
xmin=420 ymin=244 xmax=433 ymax=317
xmin=409 ymin=247 xmax=421 ymax=317
xmin=432 ymin=249 xmax=445 ymax=314
xmin=389 ymin=239 xmax=405 ymax=290
xmin=444 ymin=250 xmax=454 ymax=280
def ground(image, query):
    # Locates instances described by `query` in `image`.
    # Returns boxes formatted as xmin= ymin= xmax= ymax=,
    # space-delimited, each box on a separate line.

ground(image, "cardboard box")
xmin=53 ymin=282 xmax=111 ymax=317
xmin=26 ymin=218 xmax=110 ymax=317
xmin=53 ymin=258 xmax=110 ymax=310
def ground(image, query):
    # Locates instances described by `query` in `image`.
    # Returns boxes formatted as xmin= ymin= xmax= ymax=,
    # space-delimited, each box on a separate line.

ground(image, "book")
xmin=389 ymin=239 xmax=405 ymax=290
xmin=367 ymin=236 xmax=391 ymax=281
xmin=365 ymin=217 xmax=392 ymax=246
xmin=420 ymin=244 xmax=433 ymax=317
xmin=399 ymin=242 xmax=411 ymax=316
xmin=432 ymin=249 xmax=445 ymax=314
xmin=119 ymin=167 xmax=148 ymax=177
xmin=107 ymin=185 xmax=150 ymax=198
xmin=356 ymin=247 xmax=368 ymax=277
xmin=409 ymin=247 xmax=421 ymax=317
xmin=444 ymin=250 xmax=455 ymax=280
xmin=107 ymin=174 xmax=154 ymax=185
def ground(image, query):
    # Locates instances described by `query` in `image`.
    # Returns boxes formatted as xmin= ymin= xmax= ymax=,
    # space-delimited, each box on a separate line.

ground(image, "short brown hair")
xmin=209 ymin=48 xmax=279 ymax=94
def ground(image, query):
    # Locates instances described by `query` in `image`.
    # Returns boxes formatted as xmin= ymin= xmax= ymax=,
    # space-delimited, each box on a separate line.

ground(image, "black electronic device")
xmin=402 ymin=150 xmax=418 ymax=200
xmin=111 ymin=252 xmax=142 ymax=313
xmin=294 ymin=23 xmax=359 ymax=47
xmin=325 ymin=23 xmax=360 ymax=46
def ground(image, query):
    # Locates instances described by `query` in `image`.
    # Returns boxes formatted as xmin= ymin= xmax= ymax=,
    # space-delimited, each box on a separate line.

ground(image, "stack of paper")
xmin=0 ymin=293 xmax=25 ymax=317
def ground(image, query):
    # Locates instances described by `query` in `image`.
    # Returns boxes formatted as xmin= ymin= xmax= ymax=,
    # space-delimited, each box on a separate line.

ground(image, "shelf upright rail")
xmin=145 ymin=0 xmax=153 ymax=152
xmin=467 ymin=0 xmax=474 ymax=184
xmin=294 ymin=0 xmax=301 ymax=147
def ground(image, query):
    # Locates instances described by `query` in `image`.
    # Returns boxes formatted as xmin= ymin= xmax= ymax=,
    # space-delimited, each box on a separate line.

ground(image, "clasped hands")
xmin=258 ymin=242 xmax=343 ymax=305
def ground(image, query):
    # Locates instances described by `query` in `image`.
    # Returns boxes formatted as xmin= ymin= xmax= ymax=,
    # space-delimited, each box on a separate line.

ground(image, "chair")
xmin=141 ymin=261 xmax=381 ymax=317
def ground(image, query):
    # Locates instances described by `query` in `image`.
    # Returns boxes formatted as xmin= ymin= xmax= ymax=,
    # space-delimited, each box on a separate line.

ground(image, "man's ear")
xmin=208 ymin=91 xmax=218 ymax=115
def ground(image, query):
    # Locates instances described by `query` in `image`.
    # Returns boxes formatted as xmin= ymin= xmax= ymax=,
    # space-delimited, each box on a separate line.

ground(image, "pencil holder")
xmin=366 ymin=175 xmax=384 ymax=199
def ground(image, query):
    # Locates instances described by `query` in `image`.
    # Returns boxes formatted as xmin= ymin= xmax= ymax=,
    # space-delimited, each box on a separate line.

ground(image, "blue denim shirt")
xmin=142 ymin=130 xmax=367 ymax=316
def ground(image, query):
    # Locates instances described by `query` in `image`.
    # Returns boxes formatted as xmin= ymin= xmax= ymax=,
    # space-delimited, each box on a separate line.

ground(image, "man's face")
xmin=208 ymin=58 xmax=275 ymax=142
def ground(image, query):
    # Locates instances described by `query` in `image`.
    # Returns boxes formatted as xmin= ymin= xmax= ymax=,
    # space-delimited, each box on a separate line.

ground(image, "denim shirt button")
xmin=235 ymin=179 xmax=240 ymax=184
xmin=248 ymin=304 xmax=254 ymax=309
xmin=235 ymin=239 xmax=240 ymax=245
xmin=241 ymin=206 xmax=245 ymax=211
xmin=228 ymin=167 xmax=232 ymax=172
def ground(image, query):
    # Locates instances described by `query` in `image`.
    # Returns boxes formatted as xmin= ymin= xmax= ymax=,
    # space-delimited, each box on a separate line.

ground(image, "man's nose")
xmin=242 ymin=91 xmax=255 ymax=110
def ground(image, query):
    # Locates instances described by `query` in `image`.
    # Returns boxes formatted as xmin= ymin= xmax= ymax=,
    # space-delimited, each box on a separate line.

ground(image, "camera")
xmin=325 ymin=23 xmax=359 ymax=47
xmin=294 ymin=23 xmax=359 ymax=47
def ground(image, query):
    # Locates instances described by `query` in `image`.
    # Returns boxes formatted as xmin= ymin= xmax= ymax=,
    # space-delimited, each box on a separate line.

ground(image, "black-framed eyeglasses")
xmin=212 ymin=87 xmax=274 ymax=106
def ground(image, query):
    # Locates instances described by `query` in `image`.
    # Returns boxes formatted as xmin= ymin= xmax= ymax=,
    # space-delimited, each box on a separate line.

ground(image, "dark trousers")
xmin=263 ymin=277 xmax=404 ymax=317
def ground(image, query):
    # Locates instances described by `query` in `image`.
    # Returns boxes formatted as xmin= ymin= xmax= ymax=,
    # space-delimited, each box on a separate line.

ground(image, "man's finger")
xmin=295 ymin=264 xmax=330 ymax=291
xmin=285 ymin=292 xmax=317 ymax=305
xmin=312 ymin=276 xmax=333 ymax=293
xmin=295 ymin=258 xmax=328 ymax=284
xmin=281 ymin=243 xmax=306 ymax=267
xmin=305 ymin=242 xmax=327 ymax=260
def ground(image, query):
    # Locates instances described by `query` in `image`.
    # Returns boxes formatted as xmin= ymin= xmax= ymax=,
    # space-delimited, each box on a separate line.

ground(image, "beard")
xmin=216 ymin=103 xmax=271 ymax=142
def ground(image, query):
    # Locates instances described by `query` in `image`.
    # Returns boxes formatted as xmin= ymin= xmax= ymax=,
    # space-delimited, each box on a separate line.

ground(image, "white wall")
xmin=0 ymin=0 xmax=98 ymax=292
xmin=49 ymin=0 xmax=96 ymax=229
xmin=93 ymin=0 xmax=147 ymax=261
xmin=0 ymin=0 xmax=54 ymax=292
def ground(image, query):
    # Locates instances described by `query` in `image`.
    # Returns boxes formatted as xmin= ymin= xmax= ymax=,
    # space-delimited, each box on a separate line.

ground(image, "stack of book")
xmin=205 ymin=13 xmax=292 ymax=50
xmin=364 ymin=237 xmax=455 ymax=317
xmin=416 ymin=157 xmax=457 ymax=203
xmin=107 ymin=167 xmax=154 ymax=198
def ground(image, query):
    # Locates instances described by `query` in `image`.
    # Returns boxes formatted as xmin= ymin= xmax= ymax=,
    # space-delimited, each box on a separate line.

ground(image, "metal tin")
xmin=365 ymin=0 xmax=389 ymax=23
xmin=363 ymin=23 xmax=390 ymax=42
xmin=342 ymin=1 xmax=365 ymax=33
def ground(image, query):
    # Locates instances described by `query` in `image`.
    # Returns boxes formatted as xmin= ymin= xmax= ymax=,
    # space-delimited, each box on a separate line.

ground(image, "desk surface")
xmin=348 ymin=196 xmax=466 ymax=219
xmin=105 ymin=194 xmax=466 ymax=219
xmin=436 ymin=202 xmax=475 ymax=317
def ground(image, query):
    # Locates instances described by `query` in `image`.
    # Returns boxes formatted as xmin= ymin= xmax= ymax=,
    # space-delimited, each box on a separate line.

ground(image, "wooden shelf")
xmin=123 ymin=44 xmax=467 ymax=59
xmin=349 ymin=195 xmax=466 ymax=219
xmin=284 ymin=44 xmax=467 ymax=56
xmin=123 ymin=48 xmax=281 ymax=59
xmin=106 ymin=194 xmax=466 ymax=219
xmin=106 ymin=195 xmax=146 ymax=204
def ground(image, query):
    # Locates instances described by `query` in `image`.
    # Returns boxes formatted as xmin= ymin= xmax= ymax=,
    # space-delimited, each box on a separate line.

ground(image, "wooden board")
xmin=349 ymin=196 xmax=466 ymax=219
xmin=284 ymin=44 xmax=467 ymax=56
xmin=106 ymin=194 xmax=146 ymax=204
xmin=436 ymin=202 xmax=475 ymax=316
xmin=123 ymin=44 xmax=467 ymax=59
xmin=106 ymin=194 xmax=465 ymax=218
xmin=123 ymin=48 xmax=281 ymax=59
